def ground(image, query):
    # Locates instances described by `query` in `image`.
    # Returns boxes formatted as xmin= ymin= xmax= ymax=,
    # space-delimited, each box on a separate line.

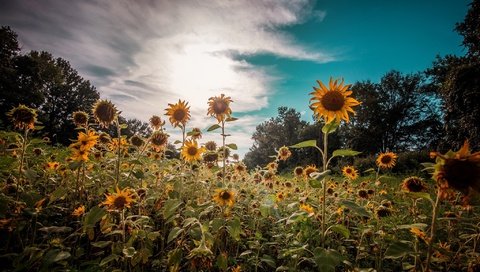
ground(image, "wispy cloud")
xmin=1 ymin=0 xmax=331 ymax=157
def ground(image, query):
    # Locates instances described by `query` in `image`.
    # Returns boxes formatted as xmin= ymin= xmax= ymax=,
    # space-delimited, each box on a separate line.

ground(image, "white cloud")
xmin=2 ymin=0 xmax=332 ymax=157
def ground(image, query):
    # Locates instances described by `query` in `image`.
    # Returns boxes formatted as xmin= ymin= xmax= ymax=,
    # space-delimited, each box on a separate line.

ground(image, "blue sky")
xmin=0 ymin=0 xmax=470 ymax=157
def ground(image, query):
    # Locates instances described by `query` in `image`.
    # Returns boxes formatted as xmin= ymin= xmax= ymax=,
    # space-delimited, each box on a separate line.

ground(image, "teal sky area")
xmin=244 ymin=0 xmax=469 ymax=121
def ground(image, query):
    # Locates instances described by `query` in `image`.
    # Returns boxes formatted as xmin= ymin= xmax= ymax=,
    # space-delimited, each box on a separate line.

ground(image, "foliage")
xmin=340 ymin=71 xmax=443 ymax=154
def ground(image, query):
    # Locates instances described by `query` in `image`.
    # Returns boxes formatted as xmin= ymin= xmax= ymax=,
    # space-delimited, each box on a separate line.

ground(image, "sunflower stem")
xmin=425 ymin=188 xmax=441 ymax=272
xmin=18 ymin=127 xmax=29 ymax=183
xmin=115 ymin=119 xmax=122 ymax=187
xmin=321 ymin=130 xmax=328 ymax=248
xmin=221 ymin=120 xmax=226 ymax=184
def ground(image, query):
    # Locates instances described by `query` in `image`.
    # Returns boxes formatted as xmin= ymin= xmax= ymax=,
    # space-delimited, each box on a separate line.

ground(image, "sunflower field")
xmin=1 ymin=75 xmax=480 ymax=272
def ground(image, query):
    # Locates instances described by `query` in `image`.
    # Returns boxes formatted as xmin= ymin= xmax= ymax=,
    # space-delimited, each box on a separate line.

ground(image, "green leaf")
xmin=313 ymin=248 xmax=344 ymax=272
xmin=132 ymin=170 xmax=145 ymax=179
xmin=84 ymin=206 xmax=107 ymax=227
xmin=322 ymin=121 xmax=339 ymax=134
xmin=173 ymin=140 xmax=182 ymax=144
xmin=100 ymin=254 xmax=120 ymax=267
xmin=396 ymin=223 xmax=428 ymax=230
xmin=384 ymin=241 xmax=412 ymax=259
xmin=183 ymin=218 xmax=197 ymax=228
xmin=23 ymin=169 xmax=38 ymax=181
xmin=286 ymin=211 xmax=305 ymax=225
xmin=162 ymin=199 xmax=183 ymax=221
xmin=329 ymin=224 xmax=350 ymax=238
xmin=167 ymin=227 xmax=184 ymax=244
xmin=123 ymin=246 xmax=137 ymax=258
xmin=404 ymin=192 xmax=433 ymax=204
xmin=290 ymin=140 xmax=317 ymax=149
xmin=332 ymin=149 xmax=362 ymax=157
xmin=227 ymin=217 xmax=242 ymax=241
xmin=207 ymin=124 xmax=221 ymax=131
xmin=91 ymin=241 xmax=113 ymax=248
xmin=339 ymin=200 xmax=370 ymax=218
xmin=119 ymin=124 xmax=128 ymax=129
xmin=225 ymin=117 xmax=238 ymax=122
xmin=309 ymin=179 xmax=322 ymax=188
xmin=49 ymin=187 xmax=68 ymax=203
xmin=226 ymin=143 xmax=237 ymax=150
xmin=44 ymin=249 xmax=71 ymax=264
xmin=216 ymin=252 xmax=228 ymax=270
xmin=68 ymin=161 xmax=83 ymax=170
xmin=260 ymin=255 xmax=276 ymax=268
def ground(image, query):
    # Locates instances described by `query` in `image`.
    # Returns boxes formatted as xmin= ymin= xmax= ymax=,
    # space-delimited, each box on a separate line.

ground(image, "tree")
xmin=426 ymin=0 xmax=480 ymax=150
xmin=341 ymin=71 xmax=443 ymax=154
xmin=244 ymin=107 xmax=307 ymax=170
xmin=0 ymin=26 xmax=100 ymax=145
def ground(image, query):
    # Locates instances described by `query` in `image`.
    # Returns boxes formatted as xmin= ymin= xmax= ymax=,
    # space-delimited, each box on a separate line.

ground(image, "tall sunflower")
xmin=181 ymin=140 xmax=206 ymax=163
xmin=207 ymin=94 xmax=233 ymax=123
xmin=309 ymin=77 xmax=360 ymax=124
xmin=376 ymin=152 xmax=398 ymax=169
xmin=150 ymin=131 xmax=169 ymax=151
xmin=8 ymin=104 xmax=37 ymax=130
xmin=342 ymin=166 xmax=359 ymax=180
xmin=165 ymin=100 xmax=191 ymax=128
xmin=304 ymin=165 xmax=318 ymax=179
xmin=149 ymin=115 xmax=165 ymax=130
xmin=102 ymin=187 xmax=135 ymax=210
xmin=431 ymin=140 xmax=480 ymax=195
xmin=70 ymin=130 xmax=99 ymax=150
xmin=277 ymin=146 xmax=292 ymax=161
xmin=92 ymin=100 xmax=117 ymax=128
xmin=213 ymin=189 xmax=235 ymax=207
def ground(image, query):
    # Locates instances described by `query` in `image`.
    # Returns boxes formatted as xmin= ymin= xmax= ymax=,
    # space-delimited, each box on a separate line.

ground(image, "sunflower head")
xmin=150 ymin=131 xmax=169 ymax=151
xmin=92 ymin=100 xmax=117 ymax=128
xmin=213 ymin=189 xmax=235 ymax=207
xmin=277 ymin=146 xmax=292 ymax=161
xmin=149 ymin=115 xmax=165 ymax=130
xmin=300 ymin=203 xmax=315 ymax=214
xmin=276 ymin=192 xmax=285 ymax=202
xmin=72 ymin=205 xmax=85 ymax=217
xmin=431 ymin=140 xmax=480 ymax=195
xmin=376 ymin=206 xmax=392 ymax=218
xmin=402 ymin=176 xmax=427 ymax=192
xmin=203 ymin=152 xmax=219 ymax=163
xmin=165 ymin=100 xmax=191 ymax=128
xmin=217 ymin=146 xmax=230 ymax=159
xmin=234 ymin=162 xmax=247 ymax=173
xmin=102 ymin=187 xmax=135 ymax=210
xmin=342 ymin=166 xmax=359 ymax=180
xmin=205 ymin=141 xmax=217 ymax=151
xmin=207 ymin=94 xmax=233 ymax=123
xmin=266 ymin=161 xmax=278 ymax=173
xmin=181 ymin=140 xmax=206 ymax=163
xmin=309 ymin=77 xmax=360 ymax=124
xmin=189 ymin=127 xmax=202 ymax=140
xmin=130 ymin=135 xmax=144 ymax=147
xmin=8 ymin=105 xmax=37 ymax=130
xmin=376 ymin=152 xmax=398 ymax=169
xmin=304 ymin=165 xmax=318 ymax=179
xmin=293 ymin=166 xmax=304 ymax=177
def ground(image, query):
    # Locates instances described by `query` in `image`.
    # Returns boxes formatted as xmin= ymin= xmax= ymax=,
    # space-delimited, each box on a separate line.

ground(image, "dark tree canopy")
xmin=0 ymin=26 xmax=100 ymax=144
xmin=341 ymin=71 xmax=443 ymax=153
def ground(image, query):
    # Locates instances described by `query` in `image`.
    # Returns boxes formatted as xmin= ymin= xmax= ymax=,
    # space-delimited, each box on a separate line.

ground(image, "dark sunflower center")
xmin=443 ymin=159 xmax=479 ymax=190
xmin=173 ymin=109 xmax=186 ymax=121
xmin=381 ymin=155 xmax=392 ymax=164
xmin=213 ymin=100 xmax=228 ymax=114
xmin=295 ymin=168 xmax=303 ymax=175
xmin=321 ymin=91 xmax=345 ymax=111
xmin=113 ymin=196 xmax=127 ymax=209
xmin=221 ymin=191 xmax=231 ymax=200
xmin=96 ymin=103 xmax=115 ymax=122
xmin=152 ymin=134 xmax=167 ymax=146
xmin=406 ymin=179 xmax=425 ymax=192
xmin=346 ymin=168 xmax=353 ymax=174
xmin=187 ymin=146 xmax=198 ymax=156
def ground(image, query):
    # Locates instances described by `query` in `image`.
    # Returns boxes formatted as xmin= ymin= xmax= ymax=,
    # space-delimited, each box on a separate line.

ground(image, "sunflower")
xmin=150 ymin=131 xmax=169 ymax=151
xmin=129 ymin=135 xmax=144 ymax=147
xmin=342 ymin=166 xmax=359 ymax=180
xmin=107 ymin=137 xmax=128 ymax=152
xmin=232 ymin=154 xmax=240 ymax=161
xmin=46 ymin=161 xmax=60 ymax=171
xmin=205 ymin=141 xmax=217 ymax=151
xmin=207 ymin=94 xmax=233 ymax=123
xmin=102 ymin=187 xmax=135 ymax=210
xmin=300 ymin=203 xmax=315 ymax=214
xmin=72 ymin=205 xmax=85 ymax=217
xmin=431 ymin=140 xmax=480 ymax=195
xmin=410 ymin=227 xmax=428 ymax=243
xmin=189 ymin=127 xmax=202 ymax=140
xmin=92 ymin=99 xmax=117 ymax=128
xmin=71 ymin=148 xmax=89 ymax=162
xmin=376 ymin=152 xmax=398 ymax=169
xmin=375 ymin=206 xmax=392 ymax=218
xmin=71 ymin=111 xmax=89 ymax=127
xmin=276 ymin=192 xmax=285 ymax=202
xmin=309 ymin=77 xmax=360 ymax=124
xmin=266 ymin=161 xmax=278 ymax=173
xmin=304 ymin=165 xmax=318 ymax=179
xmin=293 ymin=166 xmax=304 ymax=177
xmin=181 ymin=140 xmax=206 ymax=163
xmin=165 ymin=100 xmax=191 ymax=128
xmin=149 ymin=115 xmax=165 ymax=130
xmin=218 ymin=146 xmax=231 ymax=159
xmin=8 ymin=104 xmax=37 ymax=130
xmin=277 ymin=146 xmax=292 ymax=161
xmin=402 ymin=176 xmax=427 ymax=192
xmin=71 ymin=130 xmax=99 ymax=151
xmin=213 ymin=189 xmax=235 ymax=207
xmin=234 ymin=162 xmax=247 ymax=174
